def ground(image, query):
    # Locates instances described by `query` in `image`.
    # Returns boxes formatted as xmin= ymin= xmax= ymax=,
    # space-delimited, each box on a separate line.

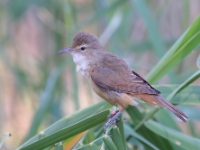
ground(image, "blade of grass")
xmin=124 ymin=124 xmax=159 ymax=150
xmin=103 ymin=135 xmax=118 ymax=150
xmin=23 ymin=67 xmax=61 ymax=142
xmin=154 ymin=85 xmax=200 ymax=105
xmin=167 ymin=69 xmax=200 ymax=100
xmin=126 ymin=107 xmax=173 ymax=150
xmin=19 ymin=101 xmax=111 ymax=149
xmin=110 ymin=126 xmax=126 ymax=150
xmin=117 ymin=115 xmax=127 ymax=150
xmin=23 ymin=58 xmax=73 ymax=143
xmin=146 ymin=16 xmax=200 ymax=83
xmin=145 ymin=120 xmax=200 ymax=150
xmin=130 ymin=1 xmax=178 ymax=83
xmin=82 ymin=129 xmax=95 ymax=145
xmin=18 ymin=110 xmax=110 ymax=150
xmin=155 ymin=109 xmax=180 ymax=131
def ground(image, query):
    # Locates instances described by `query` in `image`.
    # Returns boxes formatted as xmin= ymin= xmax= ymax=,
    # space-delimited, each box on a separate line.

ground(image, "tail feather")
xmin=159 ymin=96 xmax=188 ymax=122
xmin=133 ymin=94 xmax=188 ymax=122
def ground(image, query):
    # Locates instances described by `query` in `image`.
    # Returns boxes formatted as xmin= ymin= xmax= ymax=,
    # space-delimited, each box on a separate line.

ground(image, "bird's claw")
xmin=104 ymin=110 xmax=122 ymax=134
xmin=107 ymin=110 xmax=118 ymax=119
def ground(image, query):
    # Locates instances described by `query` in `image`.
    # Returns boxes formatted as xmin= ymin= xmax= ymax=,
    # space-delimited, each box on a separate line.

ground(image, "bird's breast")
xmin=72 ymin=52 xmax=90 ymax=76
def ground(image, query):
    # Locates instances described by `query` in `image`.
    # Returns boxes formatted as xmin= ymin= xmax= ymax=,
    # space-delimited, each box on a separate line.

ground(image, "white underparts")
xmin=71 ymin=52 xmax=89 ymax=76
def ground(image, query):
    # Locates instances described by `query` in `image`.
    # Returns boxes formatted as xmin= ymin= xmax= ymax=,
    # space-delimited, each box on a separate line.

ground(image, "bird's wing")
xmin=91 ymin=54 xmax=160 ymax=95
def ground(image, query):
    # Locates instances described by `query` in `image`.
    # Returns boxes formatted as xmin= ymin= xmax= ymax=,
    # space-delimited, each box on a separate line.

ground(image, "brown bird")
xmin=59 ymin=32 xmax=188 ymax=131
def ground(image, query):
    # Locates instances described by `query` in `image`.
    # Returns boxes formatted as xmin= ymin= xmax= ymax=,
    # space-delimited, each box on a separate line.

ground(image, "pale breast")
xmin=71 ymin=52 xmax=90 ymax=76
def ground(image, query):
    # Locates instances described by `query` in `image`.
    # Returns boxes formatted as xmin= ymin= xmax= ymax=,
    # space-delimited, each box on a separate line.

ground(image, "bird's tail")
xmin=133 ymin=94 xmax=188 ymax=122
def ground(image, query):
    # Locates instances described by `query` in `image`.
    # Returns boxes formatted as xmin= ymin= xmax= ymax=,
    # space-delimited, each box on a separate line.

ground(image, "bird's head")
xmin=59 ymin=31 xmax=102 ymax=57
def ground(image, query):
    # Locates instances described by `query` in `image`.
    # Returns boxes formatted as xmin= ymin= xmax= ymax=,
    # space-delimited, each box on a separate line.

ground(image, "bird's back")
xmin=91 ymin=52 xmax=160 ymax=95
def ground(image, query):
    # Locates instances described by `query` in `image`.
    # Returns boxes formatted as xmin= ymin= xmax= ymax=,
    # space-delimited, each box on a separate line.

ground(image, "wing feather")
xmin=91 ymin=54 xmax=160 ymax=95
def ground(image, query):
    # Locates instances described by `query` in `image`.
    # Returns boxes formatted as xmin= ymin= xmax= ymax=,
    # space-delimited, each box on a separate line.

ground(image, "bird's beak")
xmin=59 ymin=48 xmax=71 ymax=54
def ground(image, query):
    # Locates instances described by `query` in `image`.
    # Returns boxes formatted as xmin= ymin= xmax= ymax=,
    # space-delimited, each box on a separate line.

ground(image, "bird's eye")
xmin=80 ymin=46 xmax=86 ymax=51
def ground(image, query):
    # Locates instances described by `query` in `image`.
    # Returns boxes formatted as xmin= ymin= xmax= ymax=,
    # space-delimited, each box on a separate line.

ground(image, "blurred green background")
xmin=0 ymin=0 xmax=199 ymax=149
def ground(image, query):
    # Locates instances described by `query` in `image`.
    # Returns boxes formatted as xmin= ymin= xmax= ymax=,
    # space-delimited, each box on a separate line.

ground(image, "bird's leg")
xmin=107 ymin=110 xmax=118 ymax=119
xmin=104 ymin=110 xmax=122 ymax=133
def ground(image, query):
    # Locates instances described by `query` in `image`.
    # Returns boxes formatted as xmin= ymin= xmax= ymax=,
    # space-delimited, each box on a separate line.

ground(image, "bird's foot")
xmin=104 ymin=110 xmax=122 ymax=134
xmin=107 ymin=110 xmax=118 ymax=119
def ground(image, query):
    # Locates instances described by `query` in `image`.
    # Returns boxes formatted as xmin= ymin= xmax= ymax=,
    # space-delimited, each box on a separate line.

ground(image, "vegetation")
xmin=0 ymin=0 xmax=199 ymax=150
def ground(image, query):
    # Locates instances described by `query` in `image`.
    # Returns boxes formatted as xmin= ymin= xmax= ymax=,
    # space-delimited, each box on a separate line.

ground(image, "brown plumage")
xmin=60 ymin=31 xmax=188 ymax=122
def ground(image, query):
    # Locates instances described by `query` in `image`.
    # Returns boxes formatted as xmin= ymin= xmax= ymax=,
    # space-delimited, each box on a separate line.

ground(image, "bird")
xmin=59 ymin=31 xmax=188 ymax=131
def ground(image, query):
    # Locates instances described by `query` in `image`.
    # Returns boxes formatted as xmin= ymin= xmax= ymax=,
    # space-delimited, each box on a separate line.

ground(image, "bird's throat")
xmin=71 ymin=52 xmax=90 ymax=76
